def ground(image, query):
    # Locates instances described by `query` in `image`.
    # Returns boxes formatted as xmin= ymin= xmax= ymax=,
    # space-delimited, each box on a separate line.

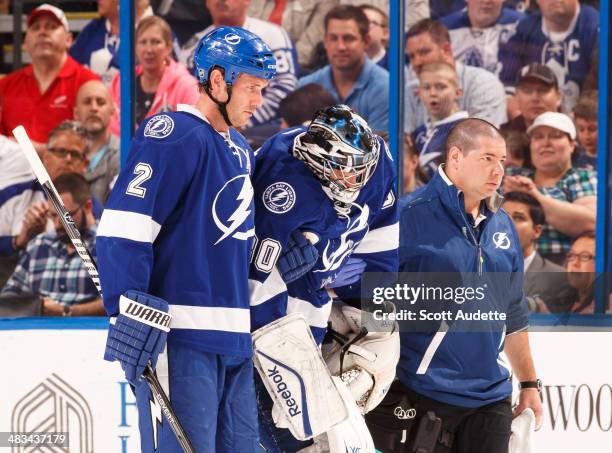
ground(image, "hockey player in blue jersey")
xmin=248 ymin=105 xmax=400 ymax=452
xmin=97 ymin=26 xmax=276 ymax=452
xmin=366 ymin=118 xmax=542 ymax=453
xmin=499 ymin=0 xmax=599 ymax=112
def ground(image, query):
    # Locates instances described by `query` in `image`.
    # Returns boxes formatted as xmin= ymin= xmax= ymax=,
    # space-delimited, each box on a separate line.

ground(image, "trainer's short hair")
xmin=324 ymin=5 xmax=370 ymax=39
xmin=444 ymin=118 xmax=503 ymax=161
xmin=279 ymin=84 xmax=336 ymax=127
xmin=406 ymin=19 xmax=450 ymax=45
xmin=53 ymin=172 xmax=92 ymax=206
xmin=503 ymin=191 xmax=545 ymax=226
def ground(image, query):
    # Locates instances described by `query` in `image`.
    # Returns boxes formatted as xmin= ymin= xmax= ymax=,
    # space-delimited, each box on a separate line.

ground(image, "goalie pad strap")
xmin=253 ymin=313 xmax=348 ymax=440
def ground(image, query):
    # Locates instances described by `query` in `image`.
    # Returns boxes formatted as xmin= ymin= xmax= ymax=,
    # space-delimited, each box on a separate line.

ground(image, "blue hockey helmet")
xmin=294 ymin=105 xmax=380 ymax=214
xmin=193 ymin=26 xmax=276 ymax=85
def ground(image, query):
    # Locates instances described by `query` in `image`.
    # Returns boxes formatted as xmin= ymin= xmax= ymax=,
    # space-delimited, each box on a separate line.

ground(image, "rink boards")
xmin=0 ymin=318 xmax=610 ymax=453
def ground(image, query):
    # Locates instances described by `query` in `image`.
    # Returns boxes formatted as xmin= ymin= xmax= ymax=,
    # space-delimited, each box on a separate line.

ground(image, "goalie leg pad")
xmin=252 ymin=313 xmax=348 ymax=440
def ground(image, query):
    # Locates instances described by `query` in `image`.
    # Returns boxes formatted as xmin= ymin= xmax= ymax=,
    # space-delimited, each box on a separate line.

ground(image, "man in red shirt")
xmin=0 ymin=4 xmax=98 ymax=151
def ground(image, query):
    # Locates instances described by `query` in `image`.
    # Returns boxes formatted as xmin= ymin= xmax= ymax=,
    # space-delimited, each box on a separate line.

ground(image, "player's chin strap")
xmin=204 ymin=82 xmax=234 ymax=128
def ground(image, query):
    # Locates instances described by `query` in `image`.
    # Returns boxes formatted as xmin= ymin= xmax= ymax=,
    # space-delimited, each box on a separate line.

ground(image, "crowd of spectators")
xmin=0 ymin=0 xmax=605 ymax=315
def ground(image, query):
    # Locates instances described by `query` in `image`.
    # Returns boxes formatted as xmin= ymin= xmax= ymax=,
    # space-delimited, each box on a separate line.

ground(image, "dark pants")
xmin=365 ymin=380 xmax=512 ymax=453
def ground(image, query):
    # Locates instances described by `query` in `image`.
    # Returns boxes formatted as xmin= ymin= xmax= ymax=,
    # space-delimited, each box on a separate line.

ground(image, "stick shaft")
xmin=12 ymin=125 xmax=195 ymax=453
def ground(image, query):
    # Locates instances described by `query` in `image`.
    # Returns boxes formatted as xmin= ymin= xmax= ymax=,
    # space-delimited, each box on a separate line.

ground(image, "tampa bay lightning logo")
xmin=212 ymin=174 xmax=254 ymax=245
xmin=316 ymin=203 xmax=370 ymax=273
xmin=224 ymin=33 xmax=241 ymax=45
xmin=144 ymin=115 xmax=174 ymax=138
xmin=263 ymin=182 xmax=296 ymax=214
xmin=492 ymin=232 xmax=511 ymax=250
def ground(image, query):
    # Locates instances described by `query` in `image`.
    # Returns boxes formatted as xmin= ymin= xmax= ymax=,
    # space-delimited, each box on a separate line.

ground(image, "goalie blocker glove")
xmin=104 ymin=290 xmax=171 ymax=384
xmin=276 ymin=230 xmax=319 ymax=284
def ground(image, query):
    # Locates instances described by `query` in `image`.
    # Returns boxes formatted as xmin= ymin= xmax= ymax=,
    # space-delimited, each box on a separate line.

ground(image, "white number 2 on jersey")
xmin=126 ymin=163 xmax=153 ymax=198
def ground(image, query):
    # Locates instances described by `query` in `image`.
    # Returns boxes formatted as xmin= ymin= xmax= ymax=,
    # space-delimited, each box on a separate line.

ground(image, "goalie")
xmin=249 ymin=105 xmax=400 ymax=452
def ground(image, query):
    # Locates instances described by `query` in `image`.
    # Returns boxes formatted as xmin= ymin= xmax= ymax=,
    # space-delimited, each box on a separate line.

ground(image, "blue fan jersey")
xmin=249 ymin=128 xmax=399 ymax=343
xmin=499 ymin=4 xmax=599 ymax=111
xmin=412 ymin=111 xmax=469 ymax=180
xmin=97 ymin=105 xmax=256 ymax=357
xmin=442 ymin=7 xmax=524 ymax=75
xmin=69 ymin=18 xmax=119 ymax=86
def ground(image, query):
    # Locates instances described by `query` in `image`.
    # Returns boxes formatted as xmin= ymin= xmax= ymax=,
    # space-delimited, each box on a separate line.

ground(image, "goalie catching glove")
xmin=104 ymin=290 xmax=171 ymax=384
xmin=323 ymin=300 xmax=400 ymax=414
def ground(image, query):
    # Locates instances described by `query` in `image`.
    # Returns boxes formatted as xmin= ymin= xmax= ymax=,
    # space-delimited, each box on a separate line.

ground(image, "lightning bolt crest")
xmin=270 ymin=190 xmax=287 ymax=203
xmin=214 ymin=176 xmax=253 ymax=244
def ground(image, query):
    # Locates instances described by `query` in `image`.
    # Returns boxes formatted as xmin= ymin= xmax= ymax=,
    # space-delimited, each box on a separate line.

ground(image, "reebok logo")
xmin=119 ymin=296 xmax=172 ymax=332
xmin=267 ymin=365 xmax=301 ymax=417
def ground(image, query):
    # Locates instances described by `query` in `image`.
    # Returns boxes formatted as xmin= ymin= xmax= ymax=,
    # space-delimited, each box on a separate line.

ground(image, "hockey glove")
xmin=104 ymin=290 xmax=172 ymax=384
xmin=277 ymin=230 xmax=319 ymax=284
xmin=323 ymin=301 xmax=399 ymax=414
xmin=327 ymin=257 xmax=367 ymax=288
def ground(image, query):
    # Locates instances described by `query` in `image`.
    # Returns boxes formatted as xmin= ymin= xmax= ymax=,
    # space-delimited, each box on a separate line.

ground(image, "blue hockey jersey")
xmin=499 ymin=4 xmax=599 ymax=111
xmin=442 ymin=7 xmax=524 ymax=75
xmin=249 ymin=128 xmax=399 ymax=343
xmin=411 ymin=111 xmax=469 ymax=180
xmin=97 ymin=105 xmax=256 ymax=357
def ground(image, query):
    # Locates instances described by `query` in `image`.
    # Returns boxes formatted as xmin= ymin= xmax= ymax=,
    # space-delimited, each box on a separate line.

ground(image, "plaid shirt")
xmin=505 ymin=167 xmax=597 ymax=255
xmin=1 ymin=227 xmax=98 ymax=305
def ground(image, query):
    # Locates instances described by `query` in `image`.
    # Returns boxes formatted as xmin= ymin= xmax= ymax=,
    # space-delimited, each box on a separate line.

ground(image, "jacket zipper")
xmin=457 ymin=201 xmax=483 ymax=277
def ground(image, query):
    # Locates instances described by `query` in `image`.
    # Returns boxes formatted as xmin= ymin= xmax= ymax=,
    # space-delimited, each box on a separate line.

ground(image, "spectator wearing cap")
xmin=499 ymin=0 xmax=599 ymax=112
xmin=504 ymin=111 xmax=596 ymax=264
xmin=572 ymin=92 xmax=598 ymax=170
xmin=441 ymin=0 xmax=524 ymax=74
xmin=503 ymin=191 xmax=575 ymax=313
xmin=500 ymin=63 xmax=561 ymax=136
xmin=298 ymin=5 xmax=390 ymax=132
xmin=0 ymin=4 xmax=98 ymax=151
xmin=404 ymin=18 xmax=507 ymax=132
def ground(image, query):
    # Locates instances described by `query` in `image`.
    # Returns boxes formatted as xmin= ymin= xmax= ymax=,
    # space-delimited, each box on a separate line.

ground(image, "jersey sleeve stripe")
xmin=354 ymin=222 xmax=399 ymax=254
xmin=169 ymin=305 xmax=251 ymax=333
xmin=249 ymin=268 xmax=287 ymax=307
xmin=97 ymin=209 xmax=162 ymax=243
xmin=286 ymin=297 xmax=332 ymax=329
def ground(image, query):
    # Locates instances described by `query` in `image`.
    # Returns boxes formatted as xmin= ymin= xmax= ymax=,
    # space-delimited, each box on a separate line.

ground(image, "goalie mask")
xmin=294 ymin=105 xmax=380 ymax=215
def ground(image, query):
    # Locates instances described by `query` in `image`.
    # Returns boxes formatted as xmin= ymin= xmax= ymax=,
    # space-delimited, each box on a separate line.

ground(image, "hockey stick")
xmin=12 ymin=126 xmax=195 ymax=453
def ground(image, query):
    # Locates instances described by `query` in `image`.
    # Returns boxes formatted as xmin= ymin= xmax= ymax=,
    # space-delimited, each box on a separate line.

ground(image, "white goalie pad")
xmin=509 ymin=408 xmax=535 ymax=453
xmin=297 ymin=377 xmax=376 ymax=453
xmin=323 ymin=301 xmax=400 ymax=413
xmin=252 ymin=313 xmax=348 ymax=440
